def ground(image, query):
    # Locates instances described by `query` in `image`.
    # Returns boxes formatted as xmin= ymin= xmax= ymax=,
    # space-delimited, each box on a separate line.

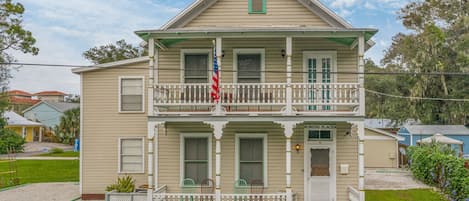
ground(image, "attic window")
xmin=249 ymin=0 xmax=266 ymax=14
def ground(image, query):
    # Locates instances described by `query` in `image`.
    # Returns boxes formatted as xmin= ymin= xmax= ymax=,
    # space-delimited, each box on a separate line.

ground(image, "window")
xmin=119 ymin=138 xmax=144 ymax=173
xmin=181 ymin=134 xmax=211 ymax=185
xmin=236 ymin=134 xmax=267 ymax=185
xmin=181 ymin=49 xmax=210 ymax=83
xmin=234 ymin=49 xmax=264 ymax=83
xmin=249 ymin=0 xmax=266 ymax=14
xmin=119 ymin=77 xmax=144 ymax=112
xmin=308 ymin=130 xmax=333 ymax=141
xmin=310 ymin=149 xmax=330 ymax=176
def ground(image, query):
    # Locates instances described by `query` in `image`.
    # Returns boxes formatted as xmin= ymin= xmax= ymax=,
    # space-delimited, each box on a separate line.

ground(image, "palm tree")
xmin=54 ymin=108 xmax=79 ymax=144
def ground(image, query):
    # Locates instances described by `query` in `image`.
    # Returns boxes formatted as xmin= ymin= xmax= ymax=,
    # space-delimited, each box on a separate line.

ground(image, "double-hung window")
xmin=182 ymin=50 xmax=210 ymax=83
xmin=119 ymin=138 xmax=144 ymax=173
xmin=235 ymin=49 xmax=264 ymax=83
xmin=236 ymin=134 xmax=267 ymax=185
xmin=181 ymin=134 xmax=211 ymax=185
xmin=119 ymin=77 xmax=144 ymax=112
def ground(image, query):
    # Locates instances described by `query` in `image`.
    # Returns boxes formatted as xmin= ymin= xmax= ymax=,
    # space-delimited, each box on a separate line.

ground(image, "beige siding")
xmin=81 ymin=62 xmax=149 ymax=194
xmin=364 ymin=129 xmax=398 ymax=168
xmin=185 ymin=0 xmax=331 ymax=28
xmin=157 ymin=122 xmax=357 ymax=201
xmin=158 ymin=38 xmax=357 ymax=84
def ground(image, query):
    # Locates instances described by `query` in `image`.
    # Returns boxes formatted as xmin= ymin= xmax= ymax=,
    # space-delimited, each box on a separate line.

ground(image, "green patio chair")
xmin=233 ymin=179 xmax=248 ymax=201
xmin=181 ymin=178 xmax=196 ymax=201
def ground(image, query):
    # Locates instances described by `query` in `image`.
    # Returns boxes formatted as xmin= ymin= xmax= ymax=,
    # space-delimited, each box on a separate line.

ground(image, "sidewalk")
xmin=0 ymin=182 xmax=79 ymax=201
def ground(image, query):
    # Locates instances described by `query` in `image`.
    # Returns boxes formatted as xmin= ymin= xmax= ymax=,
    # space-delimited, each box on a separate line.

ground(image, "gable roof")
xmin=161 ymin=0 xmax=352 ymax=30
xmin=366 ymin=127 xmax=405 ymax=141
xmin=401 ymin=125 xmax=469 ymax=135
xmin=72 ymin=56 xmax=150 ymax=74
xmin=23 ymin=100 xmax=79 ymax=114
xmin=9 ymin=97 xmax=41 ymax=105
xmin=3 ymin=111 xmax=42 ymax=126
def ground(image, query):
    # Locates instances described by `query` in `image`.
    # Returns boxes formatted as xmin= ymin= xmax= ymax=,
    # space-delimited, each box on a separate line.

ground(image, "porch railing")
xmin=153 ymin=193 xmax=287 ymax=201
xmin=348 ymin=186 xmax=360 ymax=201
xmin=154 ymin=83 xmax=361 ymax=115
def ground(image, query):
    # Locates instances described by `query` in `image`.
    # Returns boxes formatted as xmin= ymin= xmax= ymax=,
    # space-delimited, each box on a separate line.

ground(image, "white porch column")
xmin=204 ymin=121 xmax=228 ymax=201
xmin=147 ymin=121 xmax=164 ymax=201
xmin=275 ymin=121 xmax=303 ymax=201
xmin=350 ymin=121 xmax=365 ymax=201
xmin=284 ymin=37 xmax=294 ymax=115
xmin=148 ymin=37 xmax=156 ymax=116
xmin=214 ymin=37 xmax=224 ymax=116
xmin=358 ymin=34 xmax=365 ymax=116
xmin=21 ymin=126 xmax=26 ymax=138
xmin=39 ymin=127 xmax=43 ymax=142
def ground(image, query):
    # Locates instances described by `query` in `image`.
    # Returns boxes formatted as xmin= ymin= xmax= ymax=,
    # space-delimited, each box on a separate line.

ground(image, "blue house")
xmin=23 ymin=101 xmax=79 ymax=128
xmin=398 ymin=125 xmax=469 ymax=156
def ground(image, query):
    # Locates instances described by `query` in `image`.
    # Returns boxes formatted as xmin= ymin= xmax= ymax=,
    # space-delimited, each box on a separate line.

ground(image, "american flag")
xmin=211 ymin=47 xmax=220 ymax=102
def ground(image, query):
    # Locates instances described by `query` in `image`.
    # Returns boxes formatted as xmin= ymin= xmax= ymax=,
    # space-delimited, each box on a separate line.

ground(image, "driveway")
xmin=0 ymin=182 xmax=79 ymax=201
xmin=365 ymin=168 xmax=430 ymax=190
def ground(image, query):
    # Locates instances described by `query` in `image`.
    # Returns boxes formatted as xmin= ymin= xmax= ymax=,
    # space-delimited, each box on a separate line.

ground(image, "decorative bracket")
xmin=274 ymin=121 xmax=303 ymax=138
xmin=204 ymin=121 xmax=228 ymax=139
xmin=147 ymin=121 xmax=165 ymax=139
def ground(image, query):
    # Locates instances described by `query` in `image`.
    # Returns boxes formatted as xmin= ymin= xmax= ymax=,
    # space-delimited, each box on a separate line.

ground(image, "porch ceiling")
xmin=148 ymin=115 xmax=364 ymax=123
xmin=135 ymin=27 xmax=378 ymax=47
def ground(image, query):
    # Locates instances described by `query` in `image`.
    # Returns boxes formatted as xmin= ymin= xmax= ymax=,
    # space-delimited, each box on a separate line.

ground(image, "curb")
xmin=0 ymin=184 xmax=29 ymax=192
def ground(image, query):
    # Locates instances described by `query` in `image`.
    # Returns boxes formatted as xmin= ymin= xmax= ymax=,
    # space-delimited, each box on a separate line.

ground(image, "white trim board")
xmin=179 ymin=133 xmax=213 ymax=187
xmin=117 ymin=137 xmax=145 ymax=174
xmin=234 ymin=133 xmax=268 ymax=187
xmin=118 ymin=76 xmax=146 ymax=113
xmin=366 ymin=127 xmax=404 ymax=141
xmin=72 ymin=57 xmax=150 ymax=74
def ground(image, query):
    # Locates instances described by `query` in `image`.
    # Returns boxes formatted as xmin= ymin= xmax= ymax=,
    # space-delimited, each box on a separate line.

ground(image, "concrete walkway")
xmin=0 ymin=182 xmax=79 ymax=201
xmin=365 ymin=168 xmax=430 ymax=190
xmin=0 ymin=142 xmax=74 ymax=158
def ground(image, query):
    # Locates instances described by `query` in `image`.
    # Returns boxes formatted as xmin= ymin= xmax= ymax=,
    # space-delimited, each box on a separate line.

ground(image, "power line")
xmin=366 ymin=89 xmax=469 ymax=102
xmin=2 ymin=62 xmax=469 ymax=76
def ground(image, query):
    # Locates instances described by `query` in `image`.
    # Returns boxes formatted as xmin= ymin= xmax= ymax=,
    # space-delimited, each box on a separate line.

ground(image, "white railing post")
xmin=204 ymin=121 xmax=228 ymax=201
xmin=275 ymin=121 xmax=303 ymax=201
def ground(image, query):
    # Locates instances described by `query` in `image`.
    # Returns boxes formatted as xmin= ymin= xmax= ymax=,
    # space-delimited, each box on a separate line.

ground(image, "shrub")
xmin=106 ymin=176 xmax=135 ymax=193
xmin=50 ymin=148 xmax=64 ymax=154
xmin=407 ymin=143 xmax=469 ymax=200
xmin=0 ymin=129 xmax=25 ymax=154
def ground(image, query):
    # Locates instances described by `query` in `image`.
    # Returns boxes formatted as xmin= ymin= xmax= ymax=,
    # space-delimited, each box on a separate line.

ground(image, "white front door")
xmin=304 ymin=129 xmax=336 ymax=201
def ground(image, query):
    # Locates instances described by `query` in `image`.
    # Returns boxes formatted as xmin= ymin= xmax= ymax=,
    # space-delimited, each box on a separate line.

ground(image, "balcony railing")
xmin=154 ymin=83 xmax=361 ymax=115
xmin=153 ymin=193 xmax=287 ymax=201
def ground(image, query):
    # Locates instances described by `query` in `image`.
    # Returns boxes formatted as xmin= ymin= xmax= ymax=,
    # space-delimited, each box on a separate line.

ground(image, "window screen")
xmin=310 ymin=149 xmax=329 ymax=176
xmin=237 ymin=54 xmax=261 ymax=83
xmin=239 ymin=138 xmax=263 ymax=184
xmin=184 ymin=138 xmax=208 ymax=184
xmin=120 ymin=138 xmax=143 ymax=173
xmin=121 ymin=78 xmax=143 ymax=112
xmin=185 ymin=54 xmax=209 ymax=83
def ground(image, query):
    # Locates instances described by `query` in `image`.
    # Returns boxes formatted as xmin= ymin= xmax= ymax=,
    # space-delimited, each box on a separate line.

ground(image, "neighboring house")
xmin=3 ymin=111 xmax=44 ymax=142
xmin=73 ymin=0 xmax=377 ymax=200
xmin=398 ymin=125 xmax=469 ymax=155
xmin=364 ymin=118 xmax=419 ymax=134
xmin=23 ymin=101 xmax=79 ymax=128
xmin=364 ymin=128 xmax=404 ymax=168
xmin=6 ymin=90 xmax=40 ymax=114
xmin=33 ymin=91 xmax=66 ymax=102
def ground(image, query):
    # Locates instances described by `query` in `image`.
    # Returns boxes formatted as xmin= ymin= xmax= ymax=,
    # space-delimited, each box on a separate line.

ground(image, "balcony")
xmin=153 ymin=83 xmax=362 ymax=116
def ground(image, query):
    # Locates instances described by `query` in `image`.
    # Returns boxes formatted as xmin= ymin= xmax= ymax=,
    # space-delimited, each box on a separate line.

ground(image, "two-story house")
xmin=73 ymin=0 xmax=377 ymax=200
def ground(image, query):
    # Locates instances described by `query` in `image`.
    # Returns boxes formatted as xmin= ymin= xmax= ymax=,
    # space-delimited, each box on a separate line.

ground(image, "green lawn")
xmin=366 ymin=189 xmax=446 ymax=201
xmin=37 ymin=151 xmax=80 ymax=157
xmin=0 ymin=160 xmax=79 ymax=188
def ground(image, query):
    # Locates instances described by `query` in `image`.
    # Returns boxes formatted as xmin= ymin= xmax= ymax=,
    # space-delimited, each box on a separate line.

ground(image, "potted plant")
xmin=105 ymin=176 xmax=146 ymax=201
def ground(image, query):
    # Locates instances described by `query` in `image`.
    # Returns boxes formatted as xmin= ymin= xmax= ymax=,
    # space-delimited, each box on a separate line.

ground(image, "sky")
xmin=9 ymin=0 xmax=409 ymax=95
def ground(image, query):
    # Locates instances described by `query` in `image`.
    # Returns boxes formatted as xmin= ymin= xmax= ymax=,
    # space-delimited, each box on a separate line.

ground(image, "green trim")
xmin=248 ymin=0 xmax=266 ymax=14
xmin=160 ymin=38 xmax=187 ymax=47
xmin=70 ymin=197 xmax=81 ymax=201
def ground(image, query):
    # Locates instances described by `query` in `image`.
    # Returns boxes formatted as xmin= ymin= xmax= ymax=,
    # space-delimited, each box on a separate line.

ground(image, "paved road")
xmin=0 ymin=182 xmax=79 ymax=201
xmin=365 ymin=168 xmax=430 ymax=190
